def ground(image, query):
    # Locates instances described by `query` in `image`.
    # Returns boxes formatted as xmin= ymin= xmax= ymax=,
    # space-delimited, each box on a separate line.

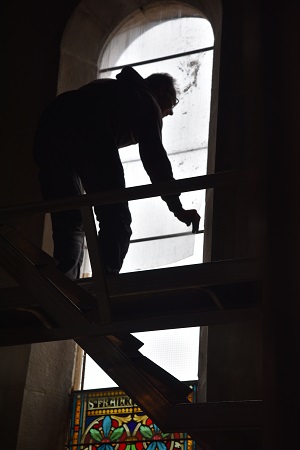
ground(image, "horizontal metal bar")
xmin=82 ymin=229 xmax=204 ymax=250
xmin=99 ymin=46 xmax=214 ymax=74
xmin=130 ymin=229 xmax=204 ymax=244
xmin=0 ymin=170 xmax=249 ymax=219
xmin=122 ymin=145 xmax=208 ymax=164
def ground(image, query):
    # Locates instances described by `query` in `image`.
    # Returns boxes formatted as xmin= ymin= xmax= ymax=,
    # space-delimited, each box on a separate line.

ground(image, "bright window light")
xmin=82 ymin=327 xmax=200 ymax=389
xmin=81 ymin=13 xmax=214 ymax=390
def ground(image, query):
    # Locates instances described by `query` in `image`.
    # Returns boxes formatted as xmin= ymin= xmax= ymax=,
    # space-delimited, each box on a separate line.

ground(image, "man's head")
xmin=146 ymin=73 xmax=179 ymax=117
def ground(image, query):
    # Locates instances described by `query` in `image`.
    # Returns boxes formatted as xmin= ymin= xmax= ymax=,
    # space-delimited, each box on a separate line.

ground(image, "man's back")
xmin=35 ymin=68 xmax=162 ymax=154
xmin=33 ymin=66 xmax=200 ymax=278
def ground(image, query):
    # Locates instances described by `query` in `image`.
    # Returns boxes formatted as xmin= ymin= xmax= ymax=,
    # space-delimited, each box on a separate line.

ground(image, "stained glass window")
xmin=68 ymin=385 xmax=197 ymax=450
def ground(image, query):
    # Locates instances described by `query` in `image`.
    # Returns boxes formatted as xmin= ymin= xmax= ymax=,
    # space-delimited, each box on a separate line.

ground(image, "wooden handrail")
xmin=0 ymin=170 xmax=251 ymax=219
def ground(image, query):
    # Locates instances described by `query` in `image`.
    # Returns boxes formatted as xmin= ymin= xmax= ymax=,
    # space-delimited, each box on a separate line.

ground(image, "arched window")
xmin=80 ymin=5 xmax=214 ymax=389
xmin=80 ymin=7 xmax=214 ymax=275
xmin=57 ymin=0 xmax=221 ymax=391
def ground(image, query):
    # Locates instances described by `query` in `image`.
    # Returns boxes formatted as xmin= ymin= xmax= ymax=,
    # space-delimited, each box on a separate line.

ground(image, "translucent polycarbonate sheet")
xmin=121 ymin=148 xmax=207 ymax=241
xmin=114 ymin=46 xmax=211 ymax=270
xmin=83 ymin=328 xmax=201 ymax=389
xmin=86 ymin=15 xmax=214 ymax=273
xmin=103 ymin=52 xmax=213 ymax=155
xmin=126 ymin=190 xmax=205 ymax=241
xmin=114 ymin=47 xmax=211 ymax=269
xmin=84 ymin=355 xmax=117 ymax=389
xmin=120 ymin=146 xmax=208 ymax=182
xmin=155 ymin=233 xmax=204 ymax=269
xmin=133 ymin=327 xmax=200 ymax=380
xmin=122 ymin=234 xmax=194 ymax=272
xmin=81 ymin=214 xmax=204 ymax=275
xmin=100 ymin=17 xmax=214 ymax=69
xmin=121 ymin=233 xmax=204 ymax=272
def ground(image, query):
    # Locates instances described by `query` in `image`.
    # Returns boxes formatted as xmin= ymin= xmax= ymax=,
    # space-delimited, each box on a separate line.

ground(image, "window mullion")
xmin=99 ymin=46 xmax=214 ymax=74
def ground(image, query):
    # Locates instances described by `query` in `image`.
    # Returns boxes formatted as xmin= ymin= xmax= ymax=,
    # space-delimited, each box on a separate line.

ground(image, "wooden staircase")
xmin=0 ymin=171 xmax=263 ymax=449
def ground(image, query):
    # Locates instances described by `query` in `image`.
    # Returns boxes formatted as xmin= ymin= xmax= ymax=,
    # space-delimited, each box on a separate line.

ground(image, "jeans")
xmin=35 ymin=119 xmax=132 ymax=280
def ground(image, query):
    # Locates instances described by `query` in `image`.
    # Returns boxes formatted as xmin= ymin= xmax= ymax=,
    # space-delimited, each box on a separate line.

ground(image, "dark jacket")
xmin=34 ymin=66 xmax=182 ymax=212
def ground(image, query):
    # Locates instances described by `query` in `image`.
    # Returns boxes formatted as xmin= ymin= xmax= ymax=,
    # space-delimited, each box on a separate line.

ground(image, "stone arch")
xmin=58 ymin=0 xmax=222 ymax=93
xmin=57 ymin=0 xmax=222 ymax=263
xmin=57 ymin=0 xmax=221 ymax=260
xmin=56 ymin=0 xmax=222 ymax=402
xmin=43 ymin=0 xmax=222 ymax=252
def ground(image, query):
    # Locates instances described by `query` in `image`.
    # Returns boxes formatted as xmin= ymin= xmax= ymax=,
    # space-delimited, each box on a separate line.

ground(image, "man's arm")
xmin=138 ymin=107 xmax=200 ymax=234
xmin=173 ymin=209 xmax=200 ymax=234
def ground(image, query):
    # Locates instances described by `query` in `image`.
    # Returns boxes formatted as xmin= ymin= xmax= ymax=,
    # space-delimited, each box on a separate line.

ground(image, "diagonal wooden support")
xmin=0 ymin=224 xmax=195 ymax=432
xmin=77 ymin=333 xmax=192 ymax=430
xmin=0 ymin=225 xmax=95 ymax=329
xmin=0 ymin=226 xmax=262 ymax=346
xmin=0 ymin=171 xmax=250 ymax=220
xmin=81 ymin=206 xmax=111 ymax=323
xmin=0 ymin=224 xmax=94 ymax=310
xmin=106 ymin=333 xmax=191 ymax=402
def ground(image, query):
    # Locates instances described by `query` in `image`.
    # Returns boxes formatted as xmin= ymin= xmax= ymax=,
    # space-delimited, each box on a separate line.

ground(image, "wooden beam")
xmin=83 ymin=258 xmax=262 ymax=297
xmin=76 ymin=334 xmax=190 ymax=429
xmin=0 ymin=170 xmax=251 ymax=219
xmin=81 ymin=206 xmax=111 ymax=323
xmin=0 ymin=307 xmax=261 ymax=347
xmin=165 ymin=400 xmax=263 ymax=432
xmin=0 ymin=231 xmax=94 ymax=328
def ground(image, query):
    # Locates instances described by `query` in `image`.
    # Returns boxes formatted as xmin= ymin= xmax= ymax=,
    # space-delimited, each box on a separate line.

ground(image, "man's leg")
xmin=94 ymin=202 xmax=132 ymax=273
xmin=76 ymin=135 xmax=132 ymax=273
xmin=38 ymin=165 xmax=85 ymax=280
xmin=51 ymin=211 xmax=84 ymax=279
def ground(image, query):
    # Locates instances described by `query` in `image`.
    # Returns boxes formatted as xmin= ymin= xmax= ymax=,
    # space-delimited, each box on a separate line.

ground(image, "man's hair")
xmin=145 ymin=73 xmax=179 ymax=100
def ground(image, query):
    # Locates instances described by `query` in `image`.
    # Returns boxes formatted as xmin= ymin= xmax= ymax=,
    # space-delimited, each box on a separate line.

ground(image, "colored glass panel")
xmin=67 ymin=384 xmax=197 ymax=450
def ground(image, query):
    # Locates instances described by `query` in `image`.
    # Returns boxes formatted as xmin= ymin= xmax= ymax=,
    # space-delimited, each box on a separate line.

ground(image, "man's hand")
xmin=173 ymin=209 xmax=200 ymax=234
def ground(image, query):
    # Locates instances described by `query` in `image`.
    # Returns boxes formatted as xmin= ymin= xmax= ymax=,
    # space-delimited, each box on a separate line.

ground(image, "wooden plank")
xmin=76 ymin=334 xmax=188 ymax=429
xmin=0 ymin=223 xmax=56 ymax=267
xmin=0 ymin=234 xmax=94 ymax=328
xmin=0 ymin=225 xmax=96 ymax=312
xmin=0 ymin=307 xmax=261 ymax=347
xmin=80 ymin=257 xmax=262 ymax=298
xmin=0 ymin=230 xmax=261 ymax=347
xmin=165 ymin=400 xmax=263 ymax=432
xmin=0 ymin=170 xmax=250 ymax=219
xmin=105 ymin=334 xmax=192 ymax=402
xmin=0 ymin=287 xmax=37 ymax=309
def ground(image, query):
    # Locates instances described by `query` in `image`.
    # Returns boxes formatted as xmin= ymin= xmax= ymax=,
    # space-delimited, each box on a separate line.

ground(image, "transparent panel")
xmin=109 ymin=50 xmax=212 ymax=271
xmin=122 ymin=235 xmax=194 ymax=272
xmin=116 ymin=52 xmax=213 ymax=163
xmin=80 ymin=12 xmax=214 ymax=394
xmin=80 ymin=15 xmax=214 ymax=275
xmin=127 ymin=190 xmax=205 ymax=241
xmin=100 ymin=17 xmax=214 ymax=69
xmin=133 ymin=327 xmax=200 ymax=380
xmin=122 ymin=233 xmax=204 ymax=272
xmin=83 ymin=327 xmax=200 ymax=389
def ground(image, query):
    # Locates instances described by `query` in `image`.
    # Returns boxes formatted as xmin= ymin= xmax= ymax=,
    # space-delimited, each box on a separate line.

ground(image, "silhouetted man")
xmin=33 ymin=66 xmax=200 ymax=279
